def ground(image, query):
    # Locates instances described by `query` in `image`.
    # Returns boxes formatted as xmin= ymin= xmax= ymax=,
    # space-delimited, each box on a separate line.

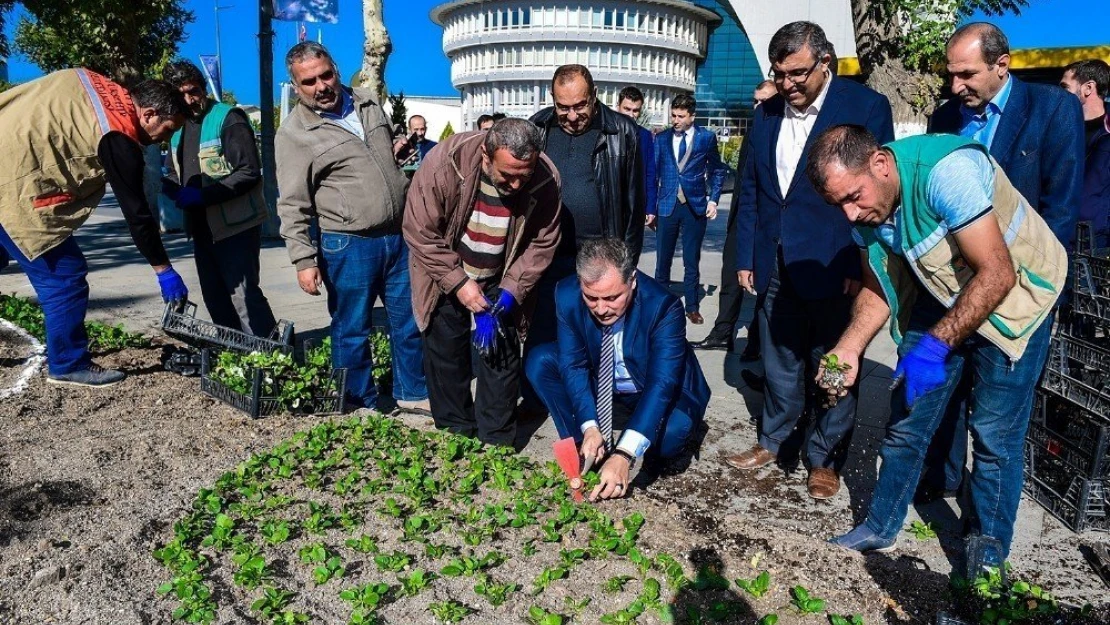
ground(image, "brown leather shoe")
xmin=808 ymin=468 xmax=841 ymax=500
xmin=686 ymin=311 xmax=704 ymax=324
xmin=724 ymin=445 xmax=776 ymax=470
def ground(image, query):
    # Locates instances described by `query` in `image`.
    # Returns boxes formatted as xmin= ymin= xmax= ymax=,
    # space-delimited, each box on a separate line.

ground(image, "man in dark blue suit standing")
xmin=920 ymin=23 xmax=1084 ymax=503
xmin=728 ymin=22 xmax=894 ymax=500
xmin=616 ymin=86 xmax=658 ymax=237
xmin=525 ymin=239 xmax=711 ymax=501
xmin=654 ymin=95 xmax=728 ymax=324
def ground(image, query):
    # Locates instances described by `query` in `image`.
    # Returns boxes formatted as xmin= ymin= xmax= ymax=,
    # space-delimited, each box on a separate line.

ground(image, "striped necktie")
xmin=597 ymin=324 xmax=615 ymax=448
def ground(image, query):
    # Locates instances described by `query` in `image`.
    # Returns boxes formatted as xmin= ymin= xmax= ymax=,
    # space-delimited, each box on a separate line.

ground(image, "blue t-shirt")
xmin=853 ymin=146 xmax=995 ymax=254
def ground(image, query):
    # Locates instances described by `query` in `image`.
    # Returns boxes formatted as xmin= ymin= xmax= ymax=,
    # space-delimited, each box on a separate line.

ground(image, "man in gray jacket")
xmin=276 ymin=42 xmax=429 ymax=413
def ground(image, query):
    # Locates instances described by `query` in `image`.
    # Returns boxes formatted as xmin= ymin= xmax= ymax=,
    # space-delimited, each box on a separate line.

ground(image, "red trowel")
xmin=553 ymin=437 xmax=594 ymax=502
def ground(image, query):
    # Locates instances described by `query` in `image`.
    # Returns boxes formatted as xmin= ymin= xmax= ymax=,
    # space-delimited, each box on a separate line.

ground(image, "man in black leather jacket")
xmin=522 ymin=64 xmax=645 ymax=413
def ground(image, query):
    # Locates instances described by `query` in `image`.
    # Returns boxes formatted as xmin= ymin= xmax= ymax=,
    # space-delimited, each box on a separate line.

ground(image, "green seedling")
xmin=313 ymin=554 xmax=345 ymax=585
xmin=373 ymin=551 xmax=412 ymax=573
xmin=398 ymin=569 xmax=436 ymax=596
xmin=759 ymin=615 xmax=779 ymax=625
xmin=526 ymin=606 xmax=566 ymax=625
xmin=231 ymin=544 xmax=270 ymax=590
xmin=270 ymin=610 xmax=310 ymax=625
xmin=250 ymin=587 xmax=296 ymax=619
xmin=906 ymin=520 xmax=938 ymax=540
xmin=818 ymin=353 xmax=852 ymax=407
xmin=303 ymin=501 xmax=337 ymax=535
xmin=424 ymin=543 xmax=456 ymax=559
xmin=260 ymin=519 xmax=293 ymax=545
xmin=829 ymin=615 xmax=864 ymax=625
xmin=201 ymin=513 xmax=236 ymax=550
xmin=402 ymin=514 xmax=441 ymax=542
xmin=440 ymin=551 xmax=504 ymax=577
xmin=521 ymin=540 xmax=538 ymax=557
xmin=559 ymin=547 xmax=588 ymax=569
xmin=655 ymin=554 xmax=690 ymax=591
xmin=428 ymin=600 xmax=473 ymax=623
xmin=790 ymin=586 xmax=826 ymax=614
xmin=473 ymin=576 xmax=519 ymax=606
xmin=600 ymin=600 xmax=645 ymax=625
xmin=693 ymin=564 xmax=730 ymax=591
xmin=706 ymin=601 xmax=746 ymax=621
xmin=563 ymin=596 xmax=592 ymax=615
xmin=604 ymin=575 xmax=635 ymax=593
xmin=345 ymin=535 xmax=379 ymax=554
xmin=339 ymin=581 xmax=393 ymax=611
xmin=735 ymin=570 xmax=772 ymax=599
xmin=531 ymin=565 xmax=569 ymax=594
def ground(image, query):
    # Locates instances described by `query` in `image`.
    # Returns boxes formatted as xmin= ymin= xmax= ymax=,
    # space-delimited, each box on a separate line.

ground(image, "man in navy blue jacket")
xmin=728 ymin=22 xmax=894 ymax=500
xmin=920 ymin=23 xmax=1085 ymax=503
xmin=525 ymin=238 xmax=710 ymax=501
xmin=616 ymin=86 xmax=658 ymax=235
xmin=1061 ymin=60 xmax=1110 ymax=250
xmin=654 ymin=95 xmax=728 ymax=323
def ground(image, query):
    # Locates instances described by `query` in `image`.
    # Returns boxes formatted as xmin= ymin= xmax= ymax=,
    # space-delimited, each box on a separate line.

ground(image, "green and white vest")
xmin=169 ymin=102 xmax=267 ymax=241
xmin=857 ymin=134 xmax=1067 ymax=360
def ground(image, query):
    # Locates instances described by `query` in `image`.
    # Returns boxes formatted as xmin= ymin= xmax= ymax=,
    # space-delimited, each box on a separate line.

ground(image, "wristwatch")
xmin=612 ymin=448 xmax=636 ymax=469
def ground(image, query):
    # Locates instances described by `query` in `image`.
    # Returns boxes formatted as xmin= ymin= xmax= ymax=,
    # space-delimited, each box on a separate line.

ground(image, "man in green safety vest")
xmin=162 ymin=60 xmax=276 ymax=337
xmin=805 ymin=124 xmax=1066 ymax=568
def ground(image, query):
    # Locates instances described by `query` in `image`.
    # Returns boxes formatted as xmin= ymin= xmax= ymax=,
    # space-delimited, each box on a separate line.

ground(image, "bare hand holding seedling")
xmin=816 ymin=348 xmax=858 ymax=407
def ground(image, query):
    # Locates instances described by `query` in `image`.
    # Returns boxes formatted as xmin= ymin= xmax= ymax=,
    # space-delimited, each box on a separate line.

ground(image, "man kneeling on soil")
xmin=808 ymin=125 xmax=1065 ymax=566
xmin=525 ymin=239 xmax=711 ymax=501
xmin=0 ymin=70 xmax=189 ymax=387
xmin=404 ymin=118 xmax=562 ymax=446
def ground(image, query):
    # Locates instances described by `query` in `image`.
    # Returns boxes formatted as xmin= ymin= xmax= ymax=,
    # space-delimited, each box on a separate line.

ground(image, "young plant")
xmin=829 ymin=615 xmax=864 ymax=625
xmin=428 ymin=600 xmax=473 ymax=623
xmin=339 ymin=581 xmax=393 ymax=612
xmin=693 ymin=564 xmax=730 ymax=591
xmin=526 ymin=606 xmax=566 ymax=625
xmin=906 ymin=520 xmax=938 ymax=540
xmin=655 ymin=553 xmax=690 ymax=591
xmin=600 ymin=600 xmax=645 ymax=625
xmin=473 ymin=576 xmax=520 ymax=606
xmin=531 ymin=565 xmax=569 ymax=595
xmin=790 ymin=585 xmax=826 ymax=614
xmin=260 ymin=519 xmax=293 ymax=545
xmin=345 ymin=535 xmax=379 ymax=554
xmin=818 ymin=353 xmax=852 ymax=407
xmin=604 ymin=575 xmax=635 ymax=593
xmin=373 ymin=550 xmax=412 ymax=573
xmin=759 ymin=615 xmax=779 ymax=625
xmin=398 ymin=569 xmax=437 ymax=597
xmin=735 ymin=570 xmax=772 ymax=599
xmin=231 ymin=544 xmax=271 ymax=590
xmin=250 ymin=587 xmax=296 ymax=620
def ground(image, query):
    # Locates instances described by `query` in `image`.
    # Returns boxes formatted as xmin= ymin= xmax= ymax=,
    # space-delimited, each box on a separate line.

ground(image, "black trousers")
xmin=709 ymin=195 xmax=761 ymax=353
xmin=757 ymin=251 xmax=857 ymax=470
xmin=422 ymin=290 xmax=520 ymax=446
xmin=191 ymin=219 xmax=276 ymax=337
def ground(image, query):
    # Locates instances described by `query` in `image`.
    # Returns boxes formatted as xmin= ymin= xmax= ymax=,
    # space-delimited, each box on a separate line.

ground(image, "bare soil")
xmin=0 ymin=341 xmax=1106 ymax=625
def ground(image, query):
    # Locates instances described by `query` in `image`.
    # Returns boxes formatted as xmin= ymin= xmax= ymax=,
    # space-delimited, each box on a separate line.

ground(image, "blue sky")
xmin=3 ymin=0 xmax=1105 ymax=105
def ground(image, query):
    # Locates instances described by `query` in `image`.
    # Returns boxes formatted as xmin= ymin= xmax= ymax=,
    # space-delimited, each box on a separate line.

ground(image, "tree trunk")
xmin=852 ymin=0 xmax=942 ymax=137
xmin=357 ymin=0 xmax=391 ymax=101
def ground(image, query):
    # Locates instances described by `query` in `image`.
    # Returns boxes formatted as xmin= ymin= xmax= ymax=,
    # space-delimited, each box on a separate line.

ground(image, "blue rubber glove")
xmin=175 ymin=186 xmax=204 ymax=211
xmin=893 ymin=333 xmax=951 ymax=408
xmin=157 ymin=266 xmax=189 ymax=305
xmin=472 ymin=296 xmax=497 ymax=357
xmin=489 ymin=289 xmax=517 ymax=337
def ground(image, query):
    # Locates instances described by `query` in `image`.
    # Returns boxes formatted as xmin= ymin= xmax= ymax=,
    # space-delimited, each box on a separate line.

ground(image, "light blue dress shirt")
xmin=579 ymin=316 xmax=652 ymax=458
xmin=958 ymin=75 xmax=1013 ymax=149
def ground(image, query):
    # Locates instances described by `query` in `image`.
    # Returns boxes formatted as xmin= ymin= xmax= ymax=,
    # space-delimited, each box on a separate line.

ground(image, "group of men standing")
xmin=0 ymin=16 xmax=1106 ymax=574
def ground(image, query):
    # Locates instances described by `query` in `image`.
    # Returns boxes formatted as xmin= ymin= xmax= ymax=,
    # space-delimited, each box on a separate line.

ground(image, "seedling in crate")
xmin=790 ymin=585 xmax=826 ymax=614
xmin=906 ymin=520 xmax=938 ymax=541
xmin=735 ymin=570 xmax=771 ymax=599
xmin=818 ymin=353 xmax=852 ymax=407
xmin=428 ymin=600 xmax=473 ymax=623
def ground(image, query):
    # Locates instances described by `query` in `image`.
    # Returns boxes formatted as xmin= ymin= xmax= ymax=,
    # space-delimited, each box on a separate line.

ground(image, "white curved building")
xmin=432 ymin=0 xmax=722 ymax=128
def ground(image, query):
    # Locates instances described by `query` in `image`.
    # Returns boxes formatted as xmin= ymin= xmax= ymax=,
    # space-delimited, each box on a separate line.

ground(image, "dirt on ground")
xmin=0 ymin=341 xmax=1107 ymax=625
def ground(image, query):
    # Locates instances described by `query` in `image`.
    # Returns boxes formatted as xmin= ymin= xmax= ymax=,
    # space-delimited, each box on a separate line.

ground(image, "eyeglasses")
xmin=554 ymin=97 xmax=593 ymax=116
xmin=768 ymin=57 xmax=822 ymax=86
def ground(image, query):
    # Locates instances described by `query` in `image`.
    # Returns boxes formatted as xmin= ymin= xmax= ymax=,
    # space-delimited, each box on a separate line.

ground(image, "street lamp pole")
xmin=215 ymin=2 xmax=234 ymax=99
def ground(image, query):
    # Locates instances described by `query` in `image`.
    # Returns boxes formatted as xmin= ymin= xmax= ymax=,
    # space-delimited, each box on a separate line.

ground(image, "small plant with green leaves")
xmin=397 ymin=569 xmax=436 ymax=597
xmin=693 ymin=563 xmax=731 ymax=591
xmin=249 ymin=587 xmax=297 ymax=621
xmin=829 ymin=615 xmax=864 ymax=625
xmin=759 ymin=615 xmax=779 ymax=625
xmin=600 ymin=600 xmax=645 ymax=625
xmin=373 ymin=550 xmax=413 ymax=573
xmin=906 ymin=520 xmax=938 ymax=541
xmin=818 ymin=353 xmax=852 ymax=407
xmin=230 ymin=543 xmax=270 ymax=590
xmin=428 ymin=600 xmax=473 ymax=623
xmin=604 ymin=575 xmax=635 ymax=593
xmin=790 ymin=585 xmax=826 ymax=615
xmin=655 ymin=553 xmax=690 ymax=591
xmin=952 ymin=564 xmax=1059 ymax=625
xmin=527 ymin=606 xmax=566 ymax=625
xmin=260 ymin=519 xmax=293 ymax=545
xmin=532 ymin=565 xmax=570 ymax=595
xmin=735 ymin=570 xmax=772 ymax=599
xmin=473 ymin=576 xmax=520 ymax=606
xmin=345 ymin=534 xmax=379 ymax=554
xmin=339 ymin=581 xmax=393 ymax=612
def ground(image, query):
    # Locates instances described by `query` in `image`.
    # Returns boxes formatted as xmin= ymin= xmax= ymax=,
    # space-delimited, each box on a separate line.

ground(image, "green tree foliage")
xmin=10 ymin=0 xmax=194 ymax=83
xmin=388 ymin=91 xmax=408 ymax=128
xmin=220 ymin=89 xmax=237 ymax=106
xmin=439 ymin=121 xmax=455 ymax=142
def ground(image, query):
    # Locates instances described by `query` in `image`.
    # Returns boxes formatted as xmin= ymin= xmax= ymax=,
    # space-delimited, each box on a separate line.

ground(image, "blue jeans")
xmin=524 ymin=342 xmax=698 ymax=459
xmin=318 ymin=231 xmax=426 ymax=409
xmin=0 ymin=223 xmax=91 ymax=375
xmin=863 ymin=315 xmax=1053 ymax=559
xmin=655 ymin=201 xmax=707 ymax=313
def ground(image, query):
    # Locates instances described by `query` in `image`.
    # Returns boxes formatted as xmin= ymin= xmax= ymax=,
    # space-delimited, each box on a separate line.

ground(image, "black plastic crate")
xmin=161 ymin=301 xmax=294 ymax=355
xmin=199 ymin=349 xmax=347 ymax=418
xmin=1029 ymin=390 xmax=1110 ymax=478
xmin=1023 ymin=443 xmax=1109 ymax=532
xmin=1039 ymin=366 xmax=1110 ymax=425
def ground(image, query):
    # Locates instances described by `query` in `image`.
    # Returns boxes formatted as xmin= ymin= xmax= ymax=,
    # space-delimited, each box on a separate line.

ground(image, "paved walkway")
xmin=0 ymin=193 xmax=1098 ymax=598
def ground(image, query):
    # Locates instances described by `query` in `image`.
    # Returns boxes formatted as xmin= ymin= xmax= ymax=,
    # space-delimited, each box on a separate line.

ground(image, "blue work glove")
xmin=157 ymin=266 xmax=189 ymax=305
xmin=175 ymin=186 xmax=204 ymax=211
xmin=489 ymin=289 xmax=517 ymax=336
xmin=893 ymin=333 xmax=951 ymax=408
xmin=472 ymin=296 xmax=497 ymax=358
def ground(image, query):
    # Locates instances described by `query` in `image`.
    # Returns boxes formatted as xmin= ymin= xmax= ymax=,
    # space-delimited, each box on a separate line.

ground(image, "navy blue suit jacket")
xmin=655 ymin=125 xmax=727 ymax=217
xmin=928 ymin=75 xmax=1084 ymax=248
xmin=639 ymin=126 xmax=659 ymax=217
xmin=1082 ymin=119 xmax=1110 ymax=240
xmin=554 ymin=271 xmax=710 ymax=443
xmin=736 ymin=78 xmax=895 ymax=299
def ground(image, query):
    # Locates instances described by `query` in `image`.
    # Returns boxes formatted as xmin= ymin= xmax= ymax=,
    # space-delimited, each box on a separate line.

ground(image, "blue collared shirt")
xmin=958 ymin=75 xmax=1012 ymax=149
xmin=579 ymin=316 xmax=652 ymax=458
xmin=318 ymin=89 xmax=364 ymax=140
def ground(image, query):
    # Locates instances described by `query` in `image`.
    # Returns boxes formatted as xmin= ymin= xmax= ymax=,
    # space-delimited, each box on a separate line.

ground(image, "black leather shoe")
xmin=691 ymin=331 xmax=731 ymax=350
xmin=741 ymin=369 xmax=765 ymax=393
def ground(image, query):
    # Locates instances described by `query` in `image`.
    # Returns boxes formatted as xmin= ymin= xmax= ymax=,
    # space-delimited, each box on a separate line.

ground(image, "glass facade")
xmin=689 ymin=0 xmax=764 ymax=133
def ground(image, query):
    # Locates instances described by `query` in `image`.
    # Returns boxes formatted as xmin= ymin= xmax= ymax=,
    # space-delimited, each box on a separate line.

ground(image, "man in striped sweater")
xmin=404 ymin=118 xmax=562 ymax=446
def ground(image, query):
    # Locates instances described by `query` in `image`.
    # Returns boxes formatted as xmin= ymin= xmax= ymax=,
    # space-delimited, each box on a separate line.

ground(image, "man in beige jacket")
xmin=276 ymin=42 xmax=428 ymax=413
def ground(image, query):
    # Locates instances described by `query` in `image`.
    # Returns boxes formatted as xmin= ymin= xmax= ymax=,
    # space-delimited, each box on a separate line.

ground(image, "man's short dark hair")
xmin=1065 ymin=59 xmax=1110 ymax=98
xmin=285 ymin=41 xmax=336 ymax=78
xmin=576 ymin=238 xmax=636 ymax=284
xmin=805 ymin=124 xmax=880 ymax=192
xmin=484 ymin=117 xmax=543 ymax=162
xmin=768 ymin=21 xmax=833 ymax=64
xmin=618 ymin=86 xmax=644 ymax=105
xmin=162 ymin=60 xmax=206 ymax=92
xmin=671 ymin=94 xmax=696 ymax=113
xmin=950 ymin=22 xmax=1010 ymax=66
xmin=130 ymin=80 xmax=189 ymax=118
xmin=476 ymin=114 xmax=494 ymax=128
xmin=490 ymin=112 xmax=508 ymax=121
xmin=756 ymin=79 xmax=775 ymax=91
xmin=552 ymin=64 xmax=596 ymax=95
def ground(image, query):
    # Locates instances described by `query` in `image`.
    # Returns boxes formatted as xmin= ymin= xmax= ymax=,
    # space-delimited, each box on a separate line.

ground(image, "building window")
xmin=604 ymin=9 xmax=613 ymax=28
xmin=522 ymin=8 xmax=530 ymax=26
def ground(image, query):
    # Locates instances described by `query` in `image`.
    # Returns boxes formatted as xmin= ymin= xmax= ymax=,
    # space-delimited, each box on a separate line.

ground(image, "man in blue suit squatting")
xmin=525 ymin=238 xmax=711 ymax=501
